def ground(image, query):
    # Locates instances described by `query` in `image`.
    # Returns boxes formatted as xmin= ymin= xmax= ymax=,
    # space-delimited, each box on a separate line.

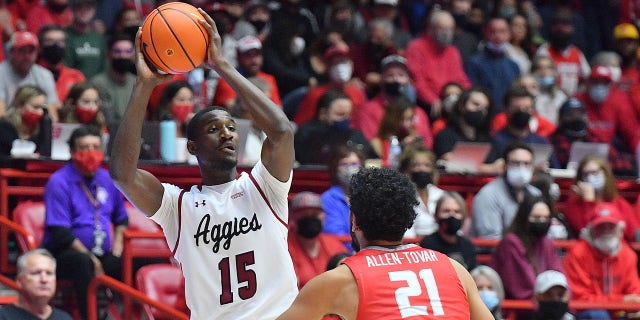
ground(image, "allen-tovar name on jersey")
xmin=366 ymin=250 xmax=440 ymax=268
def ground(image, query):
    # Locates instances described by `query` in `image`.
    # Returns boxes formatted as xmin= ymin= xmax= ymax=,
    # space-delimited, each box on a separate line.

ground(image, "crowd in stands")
xmin=1 ymin=0 xmax=640 ymax=319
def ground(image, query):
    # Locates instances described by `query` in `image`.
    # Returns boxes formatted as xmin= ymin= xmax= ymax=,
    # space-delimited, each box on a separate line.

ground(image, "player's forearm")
xmin=109 ymin=81 xmax=156 ymax=186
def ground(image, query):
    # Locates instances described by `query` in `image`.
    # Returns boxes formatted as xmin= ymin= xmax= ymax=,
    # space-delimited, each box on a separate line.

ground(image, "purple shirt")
xmin=43 ymin=163 xmax=127 ymax=252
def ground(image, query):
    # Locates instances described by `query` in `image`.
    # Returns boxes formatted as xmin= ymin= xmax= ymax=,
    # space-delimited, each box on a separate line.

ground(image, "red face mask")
xmin=170 ymin=103 xmax=193 ymax=124
xmin=76 ymin=107 xmax=98 ymax=124
xmin=21 ymin=109 xmax=43 ymax=129
xmin=72 ymin=149 xmax=104 ymax=175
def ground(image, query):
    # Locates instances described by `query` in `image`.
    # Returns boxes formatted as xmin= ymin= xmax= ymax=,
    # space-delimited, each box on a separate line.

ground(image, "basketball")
xmin=140 ymin=2 xmax=210 ymax=74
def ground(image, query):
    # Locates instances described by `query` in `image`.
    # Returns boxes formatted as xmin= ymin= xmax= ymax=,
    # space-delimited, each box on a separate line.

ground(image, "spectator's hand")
xmin=430 ymin=99 xmax=443 ymax=119
xmin=571 ymin=181 xmax=595 ymax=201
xmin=365 ymin=72 xmax=381 ymax=87
xmin=93 ymin=19 xmax=106 ymax=34
xmin=91 ymin=255 xmax=104 ymax=276
xmin=111 ymin=242 xmax=123 ymax=258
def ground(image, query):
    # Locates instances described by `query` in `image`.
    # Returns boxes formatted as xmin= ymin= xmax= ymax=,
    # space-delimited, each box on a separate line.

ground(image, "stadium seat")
xmin=136 ymin=264 xmax=185 ymax=320
xmin=12 ymin=201 xmax=46 ymax=251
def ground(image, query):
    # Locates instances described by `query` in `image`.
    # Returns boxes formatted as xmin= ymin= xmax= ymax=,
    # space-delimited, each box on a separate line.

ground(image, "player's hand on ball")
xmin=197 ymin=8 xmax=225 ymax=69
xmin=134 ymin=29 xmax=171 ymax=84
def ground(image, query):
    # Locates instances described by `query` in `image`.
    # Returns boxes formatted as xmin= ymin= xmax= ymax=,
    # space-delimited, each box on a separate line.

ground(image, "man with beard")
xmin=25 ymin=0 xmax=72 ymax=35
xmin=37 ymin=24 xmax=86 ymax=103
xmin=536 ymin=9 xmax=590 ymax=96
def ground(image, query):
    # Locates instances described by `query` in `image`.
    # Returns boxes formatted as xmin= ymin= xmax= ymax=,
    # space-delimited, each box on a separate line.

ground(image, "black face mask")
xmin=509 ymin=110 xmax=531 ymax=129
xmin=528 ymin=221 xmax=550 ymax=238
xmin=351 ymin=230 xmax=361 ymax=252
xmin=562 ymin=119 xmax=587 ymax=138
xmin=439 ymin=216 xmax=463 ymax=235
xmin=111 ymin=58 xmax=134 ymax=74
xmin=464 ymin=110 xmax=486 ymax=128
xmin=47 ymin=2 xmax=68 ymax=13
xmin=537 ymin=301 xmax=569 ymax=320
xmin=297 ymin=217 xmax=323 ymax=239
xmin=550 ymin=31 xmax=572 ymax=50
xmin=383 ymin=81 xmax=402 ymax=96
xmin=41 ymin=44 xmax=66 ymax=65
xmin=249 ymin=20 xmax=267 ymax=32
xmin=411 ymin=172 xmax=432 ymax=189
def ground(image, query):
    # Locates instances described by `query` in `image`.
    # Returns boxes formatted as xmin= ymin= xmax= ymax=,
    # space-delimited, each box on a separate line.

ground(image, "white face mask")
xmin=506 ymin=167 xmax=533 ymax=188
xmin=593 ymin=234 xmax=621 ymax=256
xmin=610 ymin=66 xmax=622 ymax=83
xmin=337 ymin=165 xmax=359 ymax=188
xmin=585 ymin=173 xmax=606 ymax=192
xmin=290 ymin=36 xmax=306 ymax=56
xmin=329 ymin=62 xmax=353 ymax=84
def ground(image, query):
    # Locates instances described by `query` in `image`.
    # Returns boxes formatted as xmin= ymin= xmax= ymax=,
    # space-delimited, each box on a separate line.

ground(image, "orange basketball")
xmin=140 ymin=2 xmax=210 ymax=74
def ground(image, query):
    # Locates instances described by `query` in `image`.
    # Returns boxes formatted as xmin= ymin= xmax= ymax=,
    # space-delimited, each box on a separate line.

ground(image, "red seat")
xmin=136 ymin=264 xmax=186 ymax=320
xmin=12 ymin=201 xmax=46 ymax=251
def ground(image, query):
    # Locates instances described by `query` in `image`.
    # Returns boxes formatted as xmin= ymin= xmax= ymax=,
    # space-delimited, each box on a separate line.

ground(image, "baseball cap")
xmin=323 ymin=45 xmax=350 ymax=61
xmin=590 ymin=65 xmax=613 ymax=82
xmin=7 ymin=31 xmax=38 ymax=50
xmin=614 ymin=23 xmax=639 ymax=40
xmin=373 ymin=0 xmax=398 ymax=5
xmin=237 ymin=36 xmax=262 ymax=53
xmin=559 ymin=98 xmax=585 ymax=117
xmin=589 ymin=202 xmax=622 ymax=227
xmin=534 ymin=270 xmax=568 ymax=294
xmin=381 ymin=54 xmax=407 ymax=71
xmin=290 ymin=192 xmax=324 ymax=214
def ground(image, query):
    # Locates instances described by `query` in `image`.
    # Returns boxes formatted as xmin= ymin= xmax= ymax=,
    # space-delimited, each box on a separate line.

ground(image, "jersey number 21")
xmin=389 ymin=269 xmax=444 ymax=318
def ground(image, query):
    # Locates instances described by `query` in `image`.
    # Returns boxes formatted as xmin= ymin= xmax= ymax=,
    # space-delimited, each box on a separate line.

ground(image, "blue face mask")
xmin=588 ymin=84 xmax=610 ymax=103
xmin=332 ymin=119 xmax=351 ymax=131
xmin=479 ymin=290 xmax=500 ymax=311
xmin=537 ymin=75 xmax=555 ymax=88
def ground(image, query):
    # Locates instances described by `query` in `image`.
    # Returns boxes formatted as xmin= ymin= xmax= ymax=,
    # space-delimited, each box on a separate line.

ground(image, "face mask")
xmin=588 ymin=84 xmax=610 ymax=103
xmin=537 ymin=301 xmax=569 ymax=320
xmin=296 ymin=216 xmax=323 ymax=239
xmin=249 ymin=19 xmax=267 ymax=32
xmin=337 ymin=165 xmax=359 ymax=188
xmin=486 ymin=42 xmax=508 ymax=55
xmin=351 ymin=230 xmax=361 ymax=252
xmin=410 ymin=172 xmax=432 ymax=189
xmin=585 ymin=173 xmax=605 ymax=192
xmin=41 ymin=44 xmax=66 ymax=65
xmin=21 ymin=109 xmax=43 ymax=129
xmin=331 ymin=119 xmax=351 ymax=131
xmin=464 ymin=110 xmax=486 ymax=128
xmin=383 ymin=81 xmax=403 ymax=96
xmin=439 ymin=216 xmax=463 ymax=235
xmin=442 ymin=94 xmax=459 ymax=114
xmin=537 ymin=75 xmax=555 ymax=89
xmin=593 ymin=234 xmax=621 ymax=256
xmin=434 ymin=31 xmax=454 ymax=47
xmin=329 ymin=62 xmax=353 ymax=84
xmin=72 ymin=149 xmax=105 ymax=175
xmin=528 ymin=221 xmax=551 ymax=238
xmin=76 ymin=107 xmax=98 ymax=124
xmin=549 ymin=183 xmax=561 ymax=202
xmin=509 ymin=110 xmax=531 ymax=129
xmin=290 ymin=36 xmax=305 ymax=56
xmin=47 ymin=2 xmax=68 ymax=13
xmin=610 ymin=67 xmax=621 ymax=83
xmin=111 ymin=58 xmax=134 ymax=74
xmin=170 ymin=103 xmax=193 ymax=124
xmin=550 ymin=31 xmax=572 ymax=49
xmin=479 ymin=290 xmax=500 ymax=311
xmin=506 ymin=166 xmax=533 ymax=188
xmin=562 ymin=119 xmax=587 ymax=138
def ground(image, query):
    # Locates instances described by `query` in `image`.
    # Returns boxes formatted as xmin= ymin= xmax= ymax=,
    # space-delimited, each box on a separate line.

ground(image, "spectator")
xmin=0 ymin=31 xmax=59 ymax=118
xmin=471 ymin=141 xmax=541 ymax=239
xmin=563 ymin=155 xmax=640 ymax=243
xmin=234 ymin=35 xmax=282 ymax=106
xmin=399 ymin=145 xmax=444 ymax=238
xmin=575 ymin=65 xmax=640 ymax=160
xmin=536 ymin=9 xmax=590 ymax=96
xmin=231 ymin=0 xmax=271 ymax=42
xmin=490 ymin=194 xmax=564 ymax=302
xmin=433 ymin=86 xmax=492 ymax=160
xmin=287 ymin=192 xmax=348 ymax=289
xmin=465 ymin=17 xmax=521 ymax=112
xmin=613 ymin=23 xmax=640 ymax=92
xmin=150 ymin=80 xmax=194 ymax=129
xmin=505 ymin=14 xmax=532 ymax=74
xmin=293 ymin=45 xmax=366 ymax=127
xmin=25 ymin=0 xmax=71 ymax=35
xmin=591 ymin=51 xmax=622 ymax=84
xmin=269 ymin=0 xmax=319 ymax=48
xmin=0 ymin=85 xmax=52 ymax=159
xmin=367 ymin=0 xmax=412 ymax=51
xmin=349 ymin=18 xmax=398 ymax=91
xmin=321 ymin=144 xmax=365 ymax=247
xmin=63 ymin=0 xmax=107 ymax=79
xmin=485 ymin=84 xmax=558 ymax=168
xmin=420 ymin=191 xmax=477 ymax=271
xmin=42 ymin=125 xmax=127 ymax=319
xmin=91 ymin=34 xmax=135 ymax=125
xmin=0 ymin=249 xmax=72 ymax=320
xmin=431 ymin=82 xmax=464 ymax=136
xmin=471 ymin=265 xmax=505 ymax=320
xmin=111 ymin=6 xmax=141 ymax=41
xmin=352 ymin=54 xmax=432 ymax=148
xmin=533 ymin=270 xmax=575 ymax=320
xmin=405 ymin=10 xmax=471 ymax=118
xmin=564 ymin=203 xmax=640 ymax=319
xmin=294 ymin=89 xmax=375 ymax=165
xmin=445 ymin=0 xmax=481 ymax=63
xmin=37 ymin=24 xmax=86 ymax=105
xmin=59 ymin=82 xmax=106 ymax=132
xmin=531 ymin=55 xmax=568 ymax=125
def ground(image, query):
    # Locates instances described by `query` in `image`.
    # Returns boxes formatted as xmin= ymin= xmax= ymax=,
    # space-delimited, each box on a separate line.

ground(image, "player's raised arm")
xmin=109 ymin=29 xmax=171 ymax=216
xmin=197 ymin=8 xmax=294 ymax=182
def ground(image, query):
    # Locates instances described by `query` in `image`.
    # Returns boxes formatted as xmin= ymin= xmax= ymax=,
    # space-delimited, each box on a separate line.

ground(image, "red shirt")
xmin=25 ymin=4 xmax=72 ymax=35
xmin=213 ymin=71 xmax=283 ymax=107
xmin=53 ymin=64 xmax=85 ymax=101
xmin=563 ymin=196 xmax=640 ymax=242
xmin=343 ymin=245 xmax=470 ymax=320
xmin=537 ymin=44 xmax=589 ymax=96
xmin=293 ymin=83 xmax=366 ymax=127
xmin=491 ymin=112 xmax=557 ymax=138
xmin=288 ymin=232 xmax=347 ymax=289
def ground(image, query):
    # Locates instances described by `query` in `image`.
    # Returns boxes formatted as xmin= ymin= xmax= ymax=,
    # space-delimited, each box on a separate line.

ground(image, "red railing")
xmin=502 ymin=299 xmax=640 ymax=320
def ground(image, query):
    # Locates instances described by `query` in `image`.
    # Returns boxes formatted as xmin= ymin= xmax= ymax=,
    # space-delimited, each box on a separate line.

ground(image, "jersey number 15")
xmin=219 ymin=251 xmax=257 ymax=305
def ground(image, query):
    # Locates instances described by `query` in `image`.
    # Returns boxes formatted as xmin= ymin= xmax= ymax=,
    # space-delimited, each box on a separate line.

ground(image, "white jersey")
xmin=151 ymin=161 xmax=298 ymax=320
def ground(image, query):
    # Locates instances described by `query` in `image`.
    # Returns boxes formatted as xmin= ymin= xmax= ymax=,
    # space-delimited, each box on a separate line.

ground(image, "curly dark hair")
xmin=349 ymin=167 xmax=419 ymax=242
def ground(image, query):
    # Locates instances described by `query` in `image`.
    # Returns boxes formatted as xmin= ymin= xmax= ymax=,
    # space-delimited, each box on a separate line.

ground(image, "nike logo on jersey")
xmin=193 ymin=213 xmax=262 ymax=253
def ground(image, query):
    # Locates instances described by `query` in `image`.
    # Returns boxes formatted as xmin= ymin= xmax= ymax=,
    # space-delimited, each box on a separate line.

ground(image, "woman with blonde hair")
xmin=470 ymin=265 xmax=505 ymax=320
xmin=0 ymin=85 xmax=51 ymax=158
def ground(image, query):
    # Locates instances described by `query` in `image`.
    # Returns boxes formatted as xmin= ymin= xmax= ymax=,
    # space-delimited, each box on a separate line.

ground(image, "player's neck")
xmin=367 ymin=240 xmax=404 ymax=249
xmin=201 ymin=167 xmax=237 ymax=185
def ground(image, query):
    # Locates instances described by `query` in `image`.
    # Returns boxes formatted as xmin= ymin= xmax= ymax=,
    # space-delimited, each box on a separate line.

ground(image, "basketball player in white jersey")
xmin=109 ymin=9 xmax=298 ymax=320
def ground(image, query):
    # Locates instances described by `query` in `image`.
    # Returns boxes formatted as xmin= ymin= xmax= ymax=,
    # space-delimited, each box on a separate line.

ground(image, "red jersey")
xmin=537 ymin=44 xmax=590 ymax=96
xmin=343 ymin=245 xmax=469 ymax=319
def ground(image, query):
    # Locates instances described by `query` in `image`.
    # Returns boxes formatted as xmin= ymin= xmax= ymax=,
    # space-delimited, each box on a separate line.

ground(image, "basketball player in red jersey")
xmin=277 ymin=167 xmax=493 ymax=320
